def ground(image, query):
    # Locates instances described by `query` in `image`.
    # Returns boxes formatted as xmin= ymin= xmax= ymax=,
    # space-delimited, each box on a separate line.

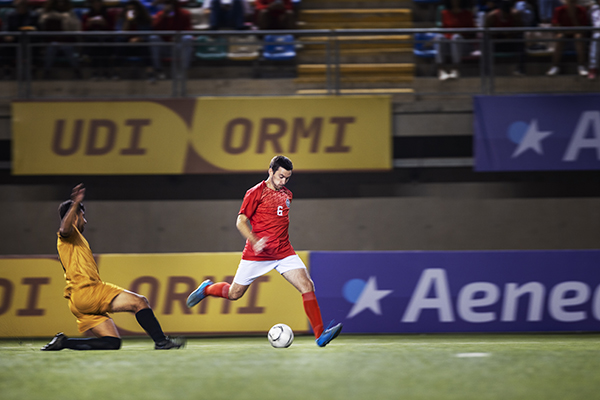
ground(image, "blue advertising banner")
xmin=311 ymin=251 xmax=600 ymax=333
xmin=474 ymin=94 xmax=600 ymax=171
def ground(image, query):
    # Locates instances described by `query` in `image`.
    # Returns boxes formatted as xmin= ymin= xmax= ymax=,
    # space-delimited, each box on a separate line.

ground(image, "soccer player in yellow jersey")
xmin=41 ymin=184 xmax=184 ymax=351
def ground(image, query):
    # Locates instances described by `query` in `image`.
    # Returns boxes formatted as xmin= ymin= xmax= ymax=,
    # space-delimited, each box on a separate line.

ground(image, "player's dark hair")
xmin=270 ymin=155 xmax=293 ymax=172
xmin=58 ymin=200 xmax=85 ymax=220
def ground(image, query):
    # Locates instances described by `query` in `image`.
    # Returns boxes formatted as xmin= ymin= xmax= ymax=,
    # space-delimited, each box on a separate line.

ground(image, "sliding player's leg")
xmin=41 ymin=318 xmax=121 ymax=351
xmin=110 ymin=289 xmax=184 ymax=350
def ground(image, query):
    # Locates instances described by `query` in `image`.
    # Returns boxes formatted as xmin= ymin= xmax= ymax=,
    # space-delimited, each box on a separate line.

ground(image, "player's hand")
xmin=71 ymin=184 xmax=85 ymax=203
xmin=253 ymin=237 xmax=268 ymax=254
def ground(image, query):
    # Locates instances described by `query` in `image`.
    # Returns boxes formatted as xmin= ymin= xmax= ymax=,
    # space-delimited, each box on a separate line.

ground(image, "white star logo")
xmin=347 ymin=276 xmax=393 ymax=319
xmin=512 ymin=119 xmax=553 ymax=158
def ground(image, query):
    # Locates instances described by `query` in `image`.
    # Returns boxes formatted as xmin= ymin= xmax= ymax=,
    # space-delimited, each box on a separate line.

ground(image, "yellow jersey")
xmin=57 ymin=225 xmax=102 ymax=299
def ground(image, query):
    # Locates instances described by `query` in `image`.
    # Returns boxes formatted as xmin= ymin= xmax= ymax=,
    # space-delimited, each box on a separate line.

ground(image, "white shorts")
xmin=233 ymin=254 xmax=306 ymax=286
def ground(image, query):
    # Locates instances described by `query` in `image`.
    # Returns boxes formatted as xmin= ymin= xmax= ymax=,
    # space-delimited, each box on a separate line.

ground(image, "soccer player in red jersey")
xmin=187 ymin=155 xmax=342 ymax=347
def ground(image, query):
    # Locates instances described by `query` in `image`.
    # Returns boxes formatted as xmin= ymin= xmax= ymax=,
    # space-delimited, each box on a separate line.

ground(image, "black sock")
xmin=135 ymin=308 xmax=167 ymax=344
xmin=64 ymin=336 xmax=121 ymax=350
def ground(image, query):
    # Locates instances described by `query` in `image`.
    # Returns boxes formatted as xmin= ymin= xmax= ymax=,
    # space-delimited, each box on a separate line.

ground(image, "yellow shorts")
xmin=68 ymin=282 xmax=125 ymax=333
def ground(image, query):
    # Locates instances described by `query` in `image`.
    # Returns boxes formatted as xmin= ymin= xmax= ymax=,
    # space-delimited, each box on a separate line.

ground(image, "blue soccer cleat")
xmin=316 ymin=320 xmax=343 ymax=347
xmin=186 ymin=279 xmax=213 ymax=308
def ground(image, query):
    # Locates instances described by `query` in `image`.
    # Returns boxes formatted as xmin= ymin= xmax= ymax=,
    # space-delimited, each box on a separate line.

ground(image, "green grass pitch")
xmin=2 ymin=334 xmax=600 ymax=400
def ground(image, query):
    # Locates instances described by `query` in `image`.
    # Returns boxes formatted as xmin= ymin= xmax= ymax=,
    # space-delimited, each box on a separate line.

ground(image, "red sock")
xmin=205 ymin=282 xmax=230 ymax=299
xmin=302 ymin=291 xmax=324 ymax=338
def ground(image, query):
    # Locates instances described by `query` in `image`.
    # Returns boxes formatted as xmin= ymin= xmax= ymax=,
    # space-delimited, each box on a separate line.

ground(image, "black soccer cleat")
xmin=41 ymin=332 xmax=68 ymax=351
xmin=155 ymin=336 xmax=186 ymax=350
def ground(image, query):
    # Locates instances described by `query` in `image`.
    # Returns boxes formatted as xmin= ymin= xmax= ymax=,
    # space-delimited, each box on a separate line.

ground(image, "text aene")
xmin=402 ymin=268 xmax=600 ymax=324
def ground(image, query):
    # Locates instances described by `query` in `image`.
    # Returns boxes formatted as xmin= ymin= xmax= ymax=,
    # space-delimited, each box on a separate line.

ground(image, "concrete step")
xmin=296 ymin=62 xmax=415 ymax=83
xmin=297 ymin=87 xmax=414 ymax=94
xmin=299 ymin=9 xmax=412 ymax=29
xmin=297 ymin=34 xmax=413 ymax=63
xmin=296 ymin=87 xmax=416 ymax=102
xmin=298 ymin=48 xmax=413 ymax=64
xmin=300 ymin=0 xmax=414 ymax=9
xmin=300 ymin=9 xmax=412 ymax=23
xmin=301 ymin=35 xmax=412 ymax=51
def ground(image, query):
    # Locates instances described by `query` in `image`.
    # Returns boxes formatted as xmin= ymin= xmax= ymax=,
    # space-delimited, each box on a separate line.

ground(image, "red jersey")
xmin=239 ymin=180 xmax=296 ymax=261
xmin=552 ymin=5 xmax=589 ymax=27
xmin=441 ymin=9 xmax=475 ymax=39
xmin=255 ymin=0 xmax=293 ymax=11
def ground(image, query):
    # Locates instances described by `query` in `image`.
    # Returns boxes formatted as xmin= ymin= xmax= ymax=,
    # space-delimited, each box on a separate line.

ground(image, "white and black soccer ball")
xmin=267 ymin=323 xmax=294 ymax=348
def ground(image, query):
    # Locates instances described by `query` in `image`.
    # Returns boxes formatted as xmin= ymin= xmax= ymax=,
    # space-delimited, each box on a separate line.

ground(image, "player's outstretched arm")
xmin=59 ymin=184 xmax=85 ymax=238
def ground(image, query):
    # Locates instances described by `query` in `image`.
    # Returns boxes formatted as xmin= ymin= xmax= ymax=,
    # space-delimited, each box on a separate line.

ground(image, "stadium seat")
xmin=413 ymin=32 xmax=437 ymax=58
xmin=189 ymin=6 xmax=210 ymax=30
xmin=228 ymin=35 xmax=260 ymax=61
xmin=262 ymin=34 xmax=296 ymax=61
xmin=195 ymin=35 xmax=228 ymax=60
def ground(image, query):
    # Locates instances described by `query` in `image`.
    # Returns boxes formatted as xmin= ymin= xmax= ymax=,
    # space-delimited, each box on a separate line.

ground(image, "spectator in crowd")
xmin=255 ymin=0 xmax=295 ymax=30
xmin=204 ymin=0 xmax=248 ymax=30
xmin=485 ymin=0 xmax=526 ymax=75
xmin=546 ymin=0 xmax=589 ymax=76
xmin=38 ymin=0 xmax=83 ymax=79
xmin=292 ymin=0 xmax=301 ymax=23
xmin=514 ymin=0 xmax=548 ymax=51
xmin=475 ymin=0 xmax=497 ymax=26
xmin=82 ymin=0 xmax=117 ymax=79
xmin=434 ymin=0 xmax=476 ymax=80
xmin=1 ymin=0 xmax=39 ymax=79
xmin=149 ymin=0 xmax=194 ymax=80
xmin=538 ymin=0 xmax=561 ymax=23
xmin=114 ymin=0 xmax=154 ymax=78
xmin=588 ymin=0 xmax=600 ymax=78
xmin=514 ymin=0 xmax=539 ymax=26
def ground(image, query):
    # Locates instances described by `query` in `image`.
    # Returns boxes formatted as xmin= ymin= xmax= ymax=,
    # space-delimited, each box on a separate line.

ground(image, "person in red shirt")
xmin=148 ymin=0 xmax=194 ymax=80
xmin=546 ymin=0 xmax=589 ymax=76
xmin=82 ymin=0 xmax=117 ymax=79
xmin=255 ymin=0 xmax=295 ymax=29
xmin=187 ymin=155 xmax=343 ymax=347
xmin=434 ymin=0 xmax=476 ymax=80
xmin=484 ymin=0 xmax=526 ymax=75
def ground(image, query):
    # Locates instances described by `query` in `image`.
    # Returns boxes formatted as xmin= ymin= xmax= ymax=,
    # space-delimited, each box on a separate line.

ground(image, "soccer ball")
xmin=267 ymin=323 xmax=294 ymax=348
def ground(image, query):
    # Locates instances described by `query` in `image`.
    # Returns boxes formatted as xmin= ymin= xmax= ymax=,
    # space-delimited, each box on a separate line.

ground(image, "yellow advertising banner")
xmin=0 ymin=252 xmax=309 ymax=338
xmin=12 ymin=96 xmax=391 ymax=175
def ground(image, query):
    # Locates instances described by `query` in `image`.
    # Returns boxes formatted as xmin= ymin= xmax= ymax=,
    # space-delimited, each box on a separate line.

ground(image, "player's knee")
xmin=299 ymin=278 xmax=315 ymax=294
xmin=132 ymin=293 xmax=150 ymax=311
xmin=228 ymin=292 xmax=242 ymax=301
xmin=102 ymin=336 xmax=122 ymax=350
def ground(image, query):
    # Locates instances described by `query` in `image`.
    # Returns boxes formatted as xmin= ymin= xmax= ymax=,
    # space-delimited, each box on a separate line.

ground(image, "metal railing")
xmin=0 ymin=26 xmax=598 ymax=99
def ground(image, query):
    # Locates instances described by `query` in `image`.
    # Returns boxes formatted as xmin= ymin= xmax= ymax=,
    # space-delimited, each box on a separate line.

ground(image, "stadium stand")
xmin=294 ymin=0 xmax=415 ymax=96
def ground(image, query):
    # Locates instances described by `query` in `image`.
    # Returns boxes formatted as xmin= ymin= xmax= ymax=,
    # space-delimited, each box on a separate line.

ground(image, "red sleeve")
xmin=551 ymin=6 xmax=563 ymax=26
xmin=255 ymin=0 xmax=291 ymax=10
xmin=255 ymin=0 xmax=268 ymax=10
xmin=239 ymin=183 xmax=263 ymax=219
xmin=81 ymin=14 xmax=90 ymax=30
xmin=464 ymin=11 xmax=475 ymax=28
xmin=107 ymin=8 xmax=119 ymax=30
xmin=181 ymin=10 xmax=192 ymax=30
xmin=579 ymin=6 xmax=589 ymax=26
xmin=152 ymin=11 xmax=165 ymax=30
